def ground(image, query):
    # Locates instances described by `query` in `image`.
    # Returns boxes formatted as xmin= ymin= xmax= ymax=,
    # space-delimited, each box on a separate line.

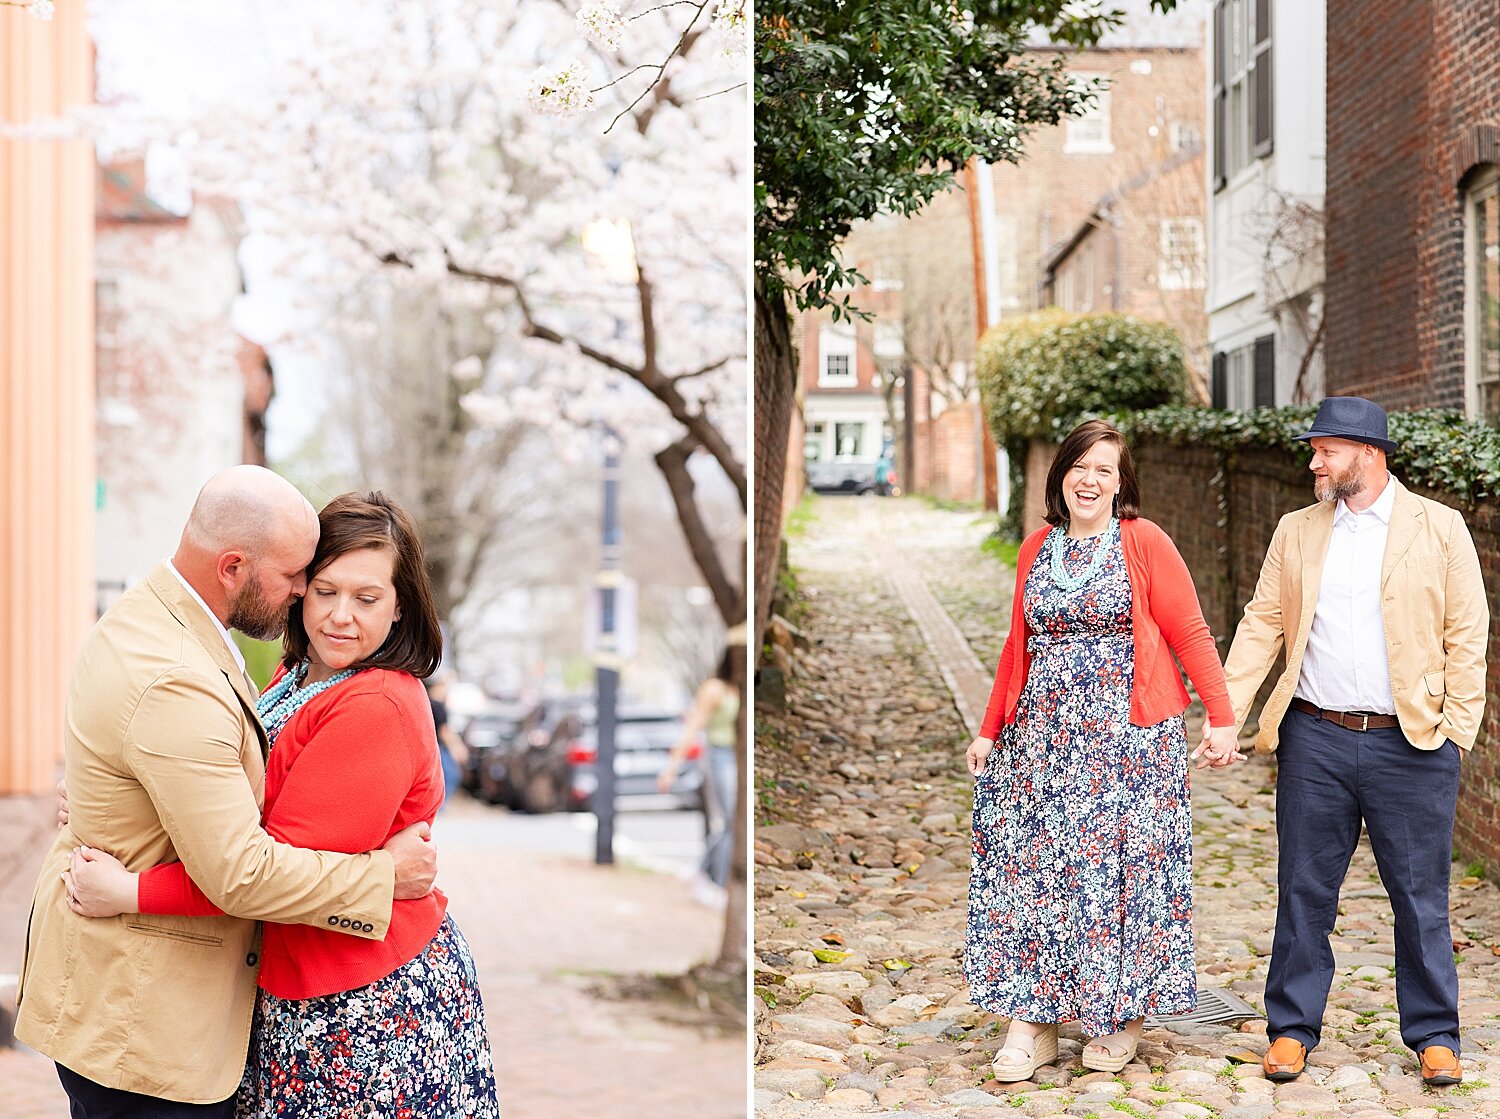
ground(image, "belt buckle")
xmin=1359 ymin=714 xmax=1369 ymax=732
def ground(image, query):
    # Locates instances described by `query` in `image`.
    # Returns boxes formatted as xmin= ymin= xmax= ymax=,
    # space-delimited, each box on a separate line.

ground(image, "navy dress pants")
xmin=1266 ymin=707 xmax=1462 ymax=1055
xmin=56 ymin=1065 xmax=235 ymax=1119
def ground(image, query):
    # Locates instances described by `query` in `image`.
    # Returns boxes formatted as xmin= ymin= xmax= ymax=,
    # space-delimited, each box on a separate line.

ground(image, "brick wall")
xmin=991 ymin=45 xmax=1206 ymax=315
xmin=1135 ymin=439 xmax=1500 ymax=864
xmin=1325 ymin=0 xmax=1500 ymax=410
xmin=915 ymin=403 xmax=983 ymax=502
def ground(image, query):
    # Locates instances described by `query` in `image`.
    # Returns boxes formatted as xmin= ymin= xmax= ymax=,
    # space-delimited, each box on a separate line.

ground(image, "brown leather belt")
xmin=1289 ymin=698 xmax=1398 ymax=732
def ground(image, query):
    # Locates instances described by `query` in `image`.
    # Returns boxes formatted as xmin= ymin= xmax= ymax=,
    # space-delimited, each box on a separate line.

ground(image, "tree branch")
xmin=376 ymin=242 xmax=747 ymax=506
xmin=654 ymin=434 xmax=741 ymax=626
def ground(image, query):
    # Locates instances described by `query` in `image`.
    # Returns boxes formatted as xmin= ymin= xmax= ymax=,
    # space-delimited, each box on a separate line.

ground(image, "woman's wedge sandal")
xmin=991 ymin=1022 xmax=1059 ymax=1083
xmin=1081 ymin=1026 xmax=1141 ymax=1073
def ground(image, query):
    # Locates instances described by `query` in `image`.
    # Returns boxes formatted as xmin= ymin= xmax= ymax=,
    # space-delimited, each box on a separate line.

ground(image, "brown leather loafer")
xmin=1420 ymin=1045 xmax=1462 ymax=1086
xmin=1263 ymin=1037 xmax=1307 ymax=1081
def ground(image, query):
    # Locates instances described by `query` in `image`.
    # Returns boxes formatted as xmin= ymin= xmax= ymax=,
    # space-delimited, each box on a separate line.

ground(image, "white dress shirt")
xmin=1293 ymin=474 xmax=1397 ymax=714
xmin=166 ymin=558 xmax=248 ymax=676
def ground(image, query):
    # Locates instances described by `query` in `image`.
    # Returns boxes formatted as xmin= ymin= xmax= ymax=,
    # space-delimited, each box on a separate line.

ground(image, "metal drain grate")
xmin=1145 ymin=987 xmax=1261 ymax=1029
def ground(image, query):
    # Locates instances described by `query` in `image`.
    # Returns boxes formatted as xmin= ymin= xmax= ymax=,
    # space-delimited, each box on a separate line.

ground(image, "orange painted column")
xmin=0 ymin=5 xmax=95 ymax=794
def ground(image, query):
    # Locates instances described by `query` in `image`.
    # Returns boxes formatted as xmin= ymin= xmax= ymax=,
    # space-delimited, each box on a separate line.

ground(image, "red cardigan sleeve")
xmin=138 ymin=682 xmax=418 ymax=918
xmin=1141 ymin=523 xmax=1235 ymax=727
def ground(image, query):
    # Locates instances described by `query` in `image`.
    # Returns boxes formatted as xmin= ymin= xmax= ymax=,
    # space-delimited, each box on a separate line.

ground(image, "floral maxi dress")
xmin=963 ymin=525 xmax=1196 ymax=1035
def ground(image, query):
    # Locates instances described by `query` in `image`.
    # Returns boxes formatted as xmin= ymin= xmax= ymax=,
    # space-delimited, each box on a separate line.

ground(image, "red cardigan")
xmin=979 ymin=517 xmax=1233 ymax=740
xmin=137 ymin=667 xmax=447 ymax=999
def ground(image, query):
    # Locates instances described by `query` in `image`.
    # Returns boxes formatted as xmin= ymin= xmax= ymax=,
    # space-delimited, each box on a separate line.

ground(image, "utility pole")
xmin=593 ymin=427 xmax=622 ymax=865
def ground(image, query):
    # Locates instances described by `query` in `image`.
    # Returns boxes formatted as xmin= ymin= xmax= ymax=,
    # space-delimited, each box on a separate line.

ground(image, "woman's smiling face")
xmin=302 ymin=546 xmax=400 ymax=677
xmin=1063 ymin=439 xmax=1121 ymax=525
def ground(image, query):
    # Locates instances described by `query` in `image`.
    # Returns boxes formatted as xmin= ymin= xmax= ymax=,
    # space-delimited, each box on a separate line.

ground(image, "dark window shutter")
xmin=1214 ymin=0 xmax=1226 ymax=85
xmin=1252 ymin=0 xmax=1273 ymax=157
xmin=1253 ymin=335 xmax=1276 ymax=407
xmin=1212 ymin=0 xmax=1227 ymax=190
xmin=1211 ymin=351 xmax=1228 ymax=409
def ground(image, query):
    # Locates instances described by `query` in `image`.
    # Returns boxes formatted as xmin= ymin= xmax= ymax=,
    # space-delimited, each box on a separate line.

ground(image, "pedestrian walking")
xmin=428 ymin=673 xmax=469 ymax=808
xmin=1210 ymin=396 xmax=1488 ymax=1087
xmin=65 ymin=490 xmax=501 ymax=1117
xmin=659 ymin=647 xmax=741 ymax=907
xmin=964 ymin=418 xmax=1237 ymax=1080
xmin=14 ymin=467 xmax=437 ymax=1117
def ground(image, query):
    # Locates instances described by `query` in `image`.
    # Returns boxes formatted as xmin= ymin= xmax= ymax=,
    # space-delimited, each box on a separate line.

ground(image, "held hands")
xmin=62 ymin=846 xmax=138 ymax=918
xmin=965 ymin=736 xmax=995 ymax=777
xmin=1191 ymin=724 xmax=1246 ymax=770
xmin=386 ymin=821 xmax=437 ymax=900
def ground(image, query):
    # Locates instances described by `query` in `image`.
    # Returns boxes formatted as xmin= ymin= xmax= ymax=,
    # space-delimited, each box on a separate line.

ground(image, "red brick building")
xmin=1323 ymin=1 xmax=1500 ymax=418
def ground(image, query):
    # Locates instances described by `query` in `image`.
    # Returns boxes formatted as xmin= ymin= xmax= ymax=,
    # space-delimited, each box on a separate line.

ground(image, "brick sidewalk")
xmin=0 ymin=795 xmax=745 ymax=1118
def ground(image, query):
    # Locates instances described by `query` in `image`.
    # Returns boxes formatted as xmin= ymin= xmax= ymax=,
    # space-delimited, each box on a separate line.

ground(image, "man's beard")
xmin=227 ymin=577 xmax=288 ymax=641
xmin=1315 ymin=463 xmax=1366 ymax=504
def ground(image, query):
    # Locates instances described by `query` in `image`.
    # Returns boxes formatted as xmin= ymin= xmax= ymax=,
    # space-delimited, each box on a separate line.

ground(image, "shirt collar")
xmin=1334 ymin=472 xmax=1396 ymax=526
xmin=166 ymin=559 xmax=248 ymax=675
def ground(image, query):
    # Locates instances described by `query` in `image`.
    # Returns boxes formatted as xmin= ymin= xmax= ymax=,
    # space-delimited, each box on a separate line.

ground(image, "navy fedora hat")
xmin=1295 ymin=396 xmax=1397 ymax=454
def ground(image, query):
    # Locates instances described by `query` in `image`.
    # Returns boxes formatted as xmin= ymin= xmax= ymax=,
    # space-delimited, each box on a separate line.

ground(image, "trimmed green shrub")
xmin=977 ymin=310 xmax=1194 ymax=445
xmin=977 ymin=310 xmax=1194 ymax=537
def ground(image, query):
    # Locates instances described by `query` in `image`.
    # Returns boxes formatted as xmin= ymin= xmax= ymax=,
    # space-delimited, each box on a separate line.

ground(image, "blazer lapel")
xmin=1297 ymin=501 xmax=1336 ymax=626
xmin=1381 ymin=477 xmax=1425 ymax=589
xmin=145 ymin=565 xmax=271 ymax=758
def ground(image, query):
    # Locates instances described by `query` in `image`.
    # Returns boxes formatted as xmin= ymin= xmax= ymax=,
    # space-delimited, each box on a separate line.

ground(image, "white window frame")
xmin=804 ymin=421 xmax=827 ymax=463
xmin=1065 ymin=72 xmax=1114 ymax=155
xmin=833 ymin=421 xmax=867 ymax=459
xmin=818 ymin=321 xmax=857 ymax=387
xmin=1465 ymin=166 xmax=1500 ymax=424
xmin=1159 ymin=218 xmax=1206 ymax=291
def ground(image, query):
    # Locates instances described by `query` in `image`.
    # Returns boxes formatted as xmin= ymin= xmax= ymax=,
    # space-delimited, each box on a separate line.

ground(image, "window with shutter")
xmin=1252 ymin=0 xmax=1273 ymax=156
xmin=1215 ymin=0 xmax=1262 ymax=181
xmin=1211 ymin=351 xmax=1228 ymax=409
xmin=1253 ymin=335 xmax=1276 ymax=406
xmin=1212 ymin=1 xmax=1227 ymax=190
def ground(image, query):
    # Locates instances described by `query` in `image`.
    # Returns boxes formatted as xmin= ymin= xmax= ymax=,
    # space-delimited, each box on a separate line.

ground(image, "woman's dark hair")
xmin=1043 ymin=419 xmax=1141 ymax=527
xmin=282 ymin=490 xmax=443 ymax=679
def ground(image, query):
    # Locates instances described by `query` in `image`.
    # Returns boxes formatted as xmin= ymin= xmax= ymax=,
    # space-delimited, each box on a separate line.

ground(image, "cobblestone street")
xmin=754 ymin=495 xmax=1500 ymax=1119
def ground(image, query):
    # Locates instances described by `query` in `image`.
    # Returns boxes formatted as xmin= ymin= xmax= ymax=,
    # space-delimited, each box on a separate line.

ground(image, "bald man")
xmin=15 ymin=466 xmax=438 ymax=1117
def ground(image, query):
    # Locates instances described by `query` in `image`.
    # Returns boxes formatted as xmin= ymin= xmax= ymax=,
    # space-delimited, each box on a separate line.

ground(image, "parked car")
xmin=507 ymin=699 xmax=593 ymax=814
xmin=806 ymin=457 xmax=880 ymax=494
xmin=460 ymin=701 xmax=545 ymax=807
xmin=565 ymin=707 xmax=707 ymax=814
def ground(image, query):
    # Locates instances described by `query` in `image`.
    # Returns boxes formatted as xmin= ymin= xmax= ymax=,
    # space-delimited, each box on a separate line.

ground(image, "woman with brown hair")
xmin=66 ymin=491 xmax=501 ymax=1119
xmin=964 ymin=420 xmax=1240 ymax=1080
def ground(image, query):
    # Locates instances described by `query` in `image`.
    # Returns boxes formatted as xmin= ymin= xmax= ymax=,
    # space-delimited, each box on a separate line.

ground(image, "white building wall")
xmin=1206 ymin=0 xmax=1326 ymax=405
xmin=95 ymin=203 xmax=248 ymax=609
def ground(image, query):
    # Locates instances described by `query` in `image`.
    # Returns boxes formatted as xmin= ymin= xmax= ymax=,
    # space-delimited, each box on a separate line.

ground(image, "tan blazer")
xmin=1223 ymin=477 xmax=1489 ymax=753
xmin=15 ymin=565 xmax=397 ymax=1103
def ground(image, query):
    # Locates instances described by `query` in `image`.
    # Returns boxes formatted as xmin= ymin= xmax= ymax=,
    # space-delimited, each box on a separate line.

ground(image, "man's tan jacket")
xmin=16 ymin=565 xmax=398 ymax=1103
xmin=1224 ymin=476 xmax=1488 ymax=753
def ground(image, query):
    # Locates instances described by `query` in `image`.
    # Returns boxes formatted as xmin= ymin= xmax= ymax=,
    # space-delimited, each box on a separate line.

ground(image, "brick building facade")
xmin=1323 ymin=1 xmax=1500 ymax=418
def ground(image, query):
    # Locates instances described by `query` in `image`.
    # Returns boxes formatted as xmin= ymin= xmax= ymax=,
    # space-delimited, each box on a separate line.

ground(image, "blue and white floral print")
xmin=964 ymin=526 xmax=1196 ymax=1035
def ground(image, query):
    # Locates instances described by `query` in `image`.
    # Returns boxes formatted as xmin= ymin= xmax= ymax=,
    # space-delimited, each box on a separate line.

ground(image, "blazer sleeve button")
xmin=327 ymin=916 xmax=340 ymax=926
xmin=246 ymin=952 xmax=259 ymax=966
xmin=339 ymin=918 xmax=352 ymax=929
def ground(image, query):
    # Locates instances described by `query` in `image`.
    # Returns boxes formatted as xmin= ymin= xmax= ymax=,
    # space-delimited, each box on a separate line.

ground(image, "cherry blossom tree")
xmin=170 ymin=0 xmax=749 ymax=971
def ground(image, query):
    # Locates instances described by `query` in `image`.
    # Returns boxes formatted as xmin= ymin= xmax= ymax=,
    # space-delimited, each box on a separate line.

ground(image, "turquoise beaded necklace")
xmin=257 ymin=661 xmax=361 ymax=744
xmin=1047 ymin=516 xmax=1120 ymax=593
